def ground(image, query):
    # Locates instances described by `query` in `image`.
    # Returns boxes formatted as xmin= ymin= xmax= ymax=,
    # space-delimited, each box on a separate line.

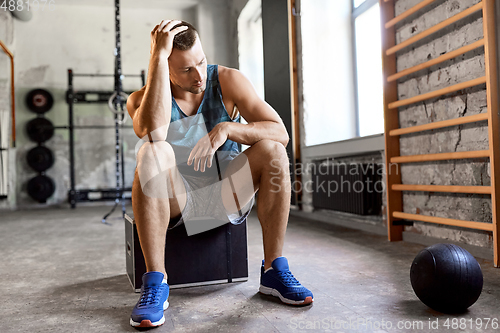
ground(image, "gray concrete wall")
xmin=1 ymin=1 xmax=236 ymax=209
xmin=228 ymin=0 xmax=250 ymax=69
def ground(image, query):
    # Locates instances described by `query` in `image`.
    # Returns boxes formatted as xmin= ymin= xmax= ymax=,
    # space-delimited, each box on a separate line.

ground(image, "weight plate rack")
xmin=25 ymin=88 xmax=56 ymax=203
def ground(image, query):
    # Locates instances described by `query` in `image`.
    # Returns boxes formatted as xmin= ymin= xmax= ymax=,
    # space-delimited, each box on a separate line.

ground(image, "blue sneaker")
xmin=259 ymin=257 xmax=314 ymax=305
xmin=130 ymin=272 xmax=170 ymax=328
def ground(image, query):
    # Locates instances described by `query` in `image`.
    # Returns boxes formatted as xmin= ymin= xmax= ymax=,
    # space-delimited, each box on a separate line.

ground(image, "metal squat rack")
xmin=63 ymin=70 xmax=145 ymax=209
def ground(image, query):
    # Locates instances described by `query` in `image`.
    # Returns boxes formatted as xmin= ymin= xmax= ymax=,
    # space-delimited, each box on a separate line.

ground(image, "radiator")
xmin=311 ymin=162 xmax=382 ymax=215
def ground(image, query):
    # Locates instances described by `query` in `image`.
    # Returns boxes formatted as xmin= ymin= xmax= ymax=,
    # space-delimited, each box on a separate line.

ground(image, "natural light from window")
xmin=301 ymin=0 xmax=356 ymax=146
xmin=353 ymin=0 xmax=367 ymax=8
xmin=237 ymin=0 xmax=264 ymax=150
xmin=354 ymin=3 xmax=384 ymax=137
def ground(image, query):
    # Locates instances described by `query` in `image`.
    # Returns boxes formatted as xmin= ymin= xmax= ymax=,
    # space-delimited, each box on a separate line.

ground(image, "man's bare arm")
xmin=219 ymin=67 xmax=289 ymax=147
xmin=127 ymin=20 xmax=187 ymax=141
xmin=219 ymin=121 xmax=289 ymax=147
xmin=127 ymin=56 xmax=170 ymax=140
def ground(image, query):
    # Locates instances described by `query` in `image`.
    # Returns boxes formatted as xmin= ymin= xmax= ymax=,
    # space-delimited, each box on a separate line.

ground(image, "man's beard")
xmin=187 ymin=85 xmax=205 ymax=94
xmin=176 ymin=81 xmax=205 ymax=94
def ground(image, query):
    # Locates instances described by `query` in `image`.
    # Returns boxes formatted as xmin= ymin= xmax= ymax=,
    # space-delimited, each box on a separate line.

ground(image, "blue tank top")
xmin=166 ymin=64 xmax=240 ymax=177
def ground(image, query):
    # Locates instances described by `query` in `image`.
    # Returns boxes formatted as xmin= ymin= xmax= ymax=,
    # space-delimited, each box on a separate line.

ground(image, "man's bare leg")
xmin=132 ymin=141 xmax=187 ymax=278
xmin=222 ymin=139 xmax=313 ymax=305
xmin=222 ymin=139 xmax=291 ymax=270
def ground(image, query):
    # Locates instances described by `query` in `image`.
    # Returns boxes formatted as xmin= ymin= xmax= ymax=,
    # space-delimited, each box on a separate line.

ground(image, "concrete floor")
xmin=0 ymin=205 xmax=499 ymax=333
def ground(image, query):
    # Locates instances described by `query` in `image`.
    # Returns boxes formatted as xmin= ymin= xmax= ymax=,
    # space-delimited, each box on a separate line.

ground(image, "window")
xmin=301 ymin=0 xmax=356 ymax=146
xmin=353 ymin=0 xmax=384 ymax=137
xmin=237 ymin=0 xmax=264 ymax=150
xmin=353 ymin=0 xmax=368 ymax=8
xmin=238 ymin=0 xmax=265 ymax=101
xmin=300 ymin=0 xmax=384 ymax=147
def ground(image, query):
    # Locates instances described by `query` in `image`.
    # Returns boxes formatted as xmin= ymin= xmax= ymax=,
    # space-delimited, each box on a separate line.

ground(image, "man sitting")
xmin=127 ymin=20 xmax=313 ymax=328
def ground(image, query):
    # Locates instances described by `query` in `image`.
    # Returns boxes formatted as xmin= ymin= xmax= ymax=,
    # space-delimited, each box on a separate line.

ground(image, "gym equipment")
xmin=26 ymin=146 xmax=54 ymax=172
xmin=123 ymin=128 xmax=250 ymax=288
xmin=26 ymin=89 xmax=54 ymax=114
xmin=124 ymin=212 xmax=248 ymax=290
xmin=26 ymin=117 xmax=55 ymax=143
xmin=410 ymin=243 xmax=483 ymax=313
xmin=25 ymin=89 xmax=56 ymax=202
xmin=63 ymin=0 xmax=145 ymax=211
xmin=102 ymin=0 xmax=126 ymax=223
xmin=108 ymin=91 xmax=129 ymax=125
xmin=381 ymin=0 xmax=500 ymax=267
xmin=64 ymin=71 xmax=142 ymax=209
xmin=107 ymin=92 xmax=129 ymax=115
xmin=9 ymin=5 xmax=33 ymax=21
xmin=27 ymin=175 xmax=55 ymax=203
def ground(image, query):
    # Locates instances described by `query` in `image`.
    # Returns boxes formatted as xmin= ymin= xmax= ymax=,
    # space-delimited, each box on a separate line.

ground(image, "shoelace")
xmin=276 ymin=270 xmax=301 ymax=286
xmin=138 ymin=285 xmax=164 ymax=307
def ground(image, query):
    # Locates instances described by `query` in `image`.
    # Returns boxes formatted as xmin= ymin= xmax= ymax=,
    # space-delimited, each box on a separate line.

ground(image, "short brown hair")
xmin=172 ymin=21 xmax=198 ymax=51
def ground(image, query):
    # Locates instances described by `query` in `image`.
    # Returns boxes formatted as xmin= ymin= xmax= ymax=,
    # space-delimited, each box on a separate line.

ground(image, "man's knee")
xmin=254 ymin=139 xmax=287 ymax=156
xmin=254 ymin=139 xmax=288 ymax=170
xmin=136 ymin=141 xmax=176 ymax=171
xmin=136 ymin=141 xmax=177 ymax=198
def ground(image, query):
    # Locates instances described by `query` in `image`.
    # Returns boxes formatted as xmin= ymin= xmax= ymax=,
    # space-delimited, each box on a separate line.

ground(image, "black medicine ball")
xmin=410 ymin=243 xmax=483 ymax=313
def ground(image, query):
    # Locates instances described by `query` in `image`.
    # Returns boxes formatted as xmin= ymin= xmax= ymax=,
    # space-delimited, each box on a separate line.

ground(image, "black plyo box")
xmin=124 ymin=213 xmax=248 ymax=291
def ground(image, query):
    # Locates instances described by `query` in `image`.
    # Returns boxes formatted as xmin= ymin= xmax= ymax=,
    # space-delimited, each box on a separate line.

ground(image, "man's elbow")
xmin=132 ymin=117 xmax=147 ymax=139
xmin=133 ymin=127 xmax=147 ymax=141
xmin=133 ymin=121 xmax=168 ymax=142
xmin=281 ymin=136 xmax=289 ymax=148
xmin=281 ymin=127 xmax=290 ymax=148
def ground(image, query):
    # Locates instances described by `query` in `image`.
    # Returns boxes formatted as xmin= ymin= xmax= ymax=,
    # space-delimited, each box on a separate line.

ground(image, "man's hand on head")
xmin=150 ymin=20 xmax=187 ymax=58
xmin=187 ymin=123 xmax=230 ymax=173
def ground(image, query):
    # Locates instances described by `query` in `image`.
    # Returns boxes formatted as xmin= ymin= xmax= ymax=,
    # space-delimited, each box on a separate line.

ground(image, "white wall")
xmin=196 ymin=0 xmax=232 ymax=66
xmin=13 ymin=5 xmax=202 ymax=90
xmin=4 ymin=0 xmax=236 ymax=208
xmin=0 ymin=11 xmax=16 ymax=210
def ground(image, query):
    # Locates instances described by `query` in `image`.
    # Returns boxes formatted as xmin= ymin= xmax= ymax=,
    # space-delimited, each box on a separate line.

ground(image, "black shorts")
xmin=168 ymin=162 xmax=255 ymax=230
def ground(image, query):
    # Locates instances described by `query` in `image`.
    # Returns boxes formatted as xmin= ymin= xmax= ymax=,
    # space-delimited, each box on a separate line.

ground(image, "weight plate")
xmin=10 ymin=6 xmax=33 ymax=22
xmin=26 ymin=89 xmax=54 ymax=114
xmin=27 ymin=146 xmax=54 ymax=172
xmin=26 ymin=118 xmax=54 ymax=143
xmin=27 ymin=175 xmax=55 ymax=203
